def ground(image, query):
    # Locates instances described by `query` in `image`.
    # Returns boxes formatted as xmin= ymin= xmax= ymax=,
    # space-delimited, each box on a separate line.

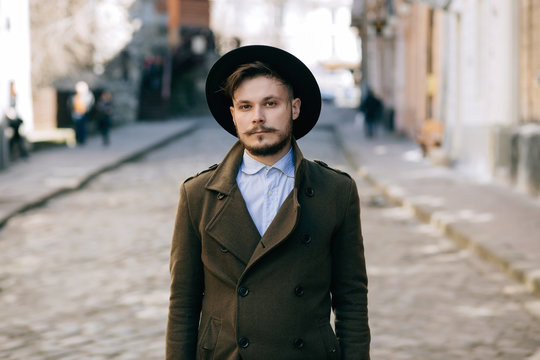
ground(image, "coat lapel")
xmin=205 ymin=187 xmax=261 ymax=266
xmin=245 ymin=189 xmax=300 ymax=268
xmin=205 ymin=141 xmax=261 ymax=266
xmin=245 ymin=140 xmax=307 ymax=269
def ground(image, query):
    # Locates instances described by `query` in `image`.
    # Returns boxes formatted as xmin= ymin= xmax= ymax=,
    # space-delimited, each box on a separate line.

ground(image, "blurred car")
xmin=311 ymin=66 xmax=360 ymax=108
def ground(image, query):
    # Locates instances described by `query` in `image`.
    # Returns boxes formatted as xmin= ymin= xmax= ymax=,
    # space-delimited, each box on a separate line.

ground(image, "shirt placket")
xmin=263 ymin=167 xmax=279 ymax=233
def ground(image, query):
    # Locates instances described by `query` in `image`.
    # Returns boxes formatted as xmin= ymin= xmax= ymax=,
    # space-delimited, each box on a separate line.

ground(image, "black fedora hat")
xmin=205 ymin=45 xmax=321 ymax=139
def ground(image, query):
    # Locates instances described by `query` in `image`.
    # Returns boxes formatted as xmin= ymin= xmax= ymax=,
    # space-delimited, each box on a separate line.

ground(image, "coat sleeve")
xmin=166 ymin=183 xmax=204 ymax=359
xmin=331 ymin=178 xmax=370 ymax=360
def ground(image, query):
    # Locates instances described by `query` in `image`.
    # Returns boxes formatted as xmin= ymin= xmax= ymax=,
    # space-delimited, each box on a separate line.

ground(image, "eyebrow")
xmin=234 ymin=95 xmax=284 ymax=104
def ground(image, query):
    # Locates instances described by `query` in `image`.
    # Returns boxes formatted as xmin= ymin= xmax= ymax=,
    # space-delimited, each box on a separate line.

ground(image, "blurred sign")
xmin=427 ymin=73 xmax=438 ymax=96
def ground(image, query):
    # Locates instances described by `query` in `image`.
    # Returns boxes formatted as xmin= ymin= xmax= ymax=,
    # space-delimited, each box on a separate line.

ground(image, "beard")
xmin=238 ymin=116 xmax=293 ymax=157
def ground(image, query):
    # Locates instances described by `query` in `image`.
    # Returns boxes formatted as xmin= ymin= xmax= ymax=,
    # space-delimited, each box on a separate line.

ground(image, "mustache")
xmin=244 ymin=126 xmax=277 ymax=135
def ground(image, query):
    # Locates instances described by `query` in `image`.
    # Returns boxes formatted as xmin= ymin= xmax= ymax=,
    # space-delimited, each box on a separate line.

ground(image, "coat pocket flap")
xmin=199 ymin=316 xmax=222 ymax=351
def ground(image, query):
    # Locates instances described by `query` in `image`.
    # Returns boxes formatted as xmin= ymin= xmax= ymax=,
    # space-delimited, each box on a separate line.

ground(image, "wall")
xmin=0 ymin=0 xmax=33 ymax=131
xmin=520 ymin=0 xmax=540 ymax=124
xmin=401 ymin=3 xmax=429 ymax=138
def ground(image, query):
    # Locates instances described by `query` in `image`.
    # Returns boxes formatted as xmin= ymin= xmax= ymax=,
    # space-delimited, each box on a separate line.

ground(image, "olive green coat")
xmin=166 ymin=140 xmax=370 ymax=360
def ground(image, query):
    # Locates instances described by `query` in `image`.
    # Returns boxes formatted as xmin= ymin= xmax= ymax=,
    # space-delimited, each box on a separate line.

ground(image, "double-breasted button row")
xmin=238 ymin=286 xmax=249 ymax=297
xmin=239 ymin=337 xmax=305 ymax=350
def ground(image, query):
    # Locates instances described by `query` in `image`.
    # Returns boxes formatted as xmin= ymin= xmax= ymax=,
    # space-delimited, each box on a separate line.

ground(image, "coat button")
xmin=293 ymin=338 xmax=304 ymax=349
xmin=238 ymin=286 xmax=249 ymax=297
xmin=302 ymin=234 xmax=312 ymax=245
xmin=305 ymin=187 xmax=314 ymax=197
xmin=294 ymin=286 xmax=304 ymax=297
xmin=220 ymin=246 xmax=229 ymax=253
xmin=238 ymin=337 xmax=249 ymax=348
xmin=217 ymin=193 xmax=225 ymax=200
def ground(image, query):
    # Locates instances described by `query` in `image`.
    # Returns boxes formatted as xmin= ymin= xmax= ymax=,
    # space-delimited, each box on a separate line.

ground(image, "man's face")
xmin=230 ymin=76 xmax=301 ymax=163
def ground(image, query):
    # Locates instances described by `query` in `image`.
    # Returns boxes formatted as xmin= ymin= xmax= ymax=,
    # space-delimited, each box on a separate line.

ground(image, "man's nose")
xmin=251 ymin=105 xmax=265 ymax=124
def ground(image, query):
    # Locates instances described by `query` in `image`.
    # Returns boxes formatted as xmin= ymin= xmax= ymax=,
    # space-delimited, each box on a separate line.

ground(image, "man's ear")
xmin=230 ymin=106 xmax=236 ymax=125
xmin=292 ymin=98 xmax=301 ymax=121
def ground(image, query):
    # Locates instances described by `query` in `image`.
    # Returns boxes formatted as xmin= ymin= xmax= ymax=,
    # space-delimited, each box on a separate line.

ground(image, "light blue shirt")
xmin=236 ymin=147 xmax=295 ymax=236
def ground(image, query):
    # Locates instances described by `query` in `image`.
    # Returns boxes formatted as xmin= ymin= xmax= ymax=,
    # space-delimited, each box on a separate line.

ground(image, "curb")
xmin=332 ymin=125 xmax=540 ymax=298
xmin=0 ymin=122 xmax=199 ymax=230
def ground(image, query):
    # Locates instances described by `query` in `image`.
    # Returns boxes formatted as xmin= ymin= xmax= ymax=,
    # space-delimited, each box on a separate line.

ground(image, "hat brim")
xmin=205 ymin=45 xmax=321 ymax=140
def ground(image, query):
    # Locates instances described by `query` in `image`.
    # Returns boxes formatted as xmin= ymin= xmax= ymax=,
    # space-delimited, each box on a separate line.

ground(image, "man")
xmin=4 ymin=107 xmax=29 ymax=160
xmin=358 ymin=87 xmax=383 ymax=139
xmin=167 ymin=45 xmax=370 ymax=360
xmin=69 ymin=81 xmax=94 ymax=145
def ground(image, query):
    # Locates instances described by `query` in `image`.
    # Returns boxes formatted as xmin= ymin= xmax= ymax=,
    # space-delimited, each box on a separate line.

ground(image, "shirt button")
xmin=293 ymin=338 xmax=304 ymax=349
xmin=268 ymin=190 xmax=273 ymax=195
xmin=238 ymin=337 xmax=250 ymax=348
xmin=238 ymin=286 xmax=249 ymax=297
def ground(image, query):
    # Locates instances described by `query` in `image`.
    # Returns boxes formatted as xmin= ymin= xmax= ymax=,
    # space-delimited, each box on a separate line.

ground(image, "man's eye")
xmin=265 ymin=101 xmax=276 ymax=106
xmin=239 ymin=105 xmax=251 ymax=110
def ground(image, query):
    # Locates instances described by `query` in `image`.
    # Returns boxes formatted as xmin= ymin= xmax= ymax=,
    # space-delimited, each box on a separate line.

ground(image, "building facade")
xmin=352 ymin=0 xmax=540 ymax=196
xmin=28 ymin=0 xmax=213 ymax=131
xmin=0 ymin=0 xmax=33 ymax=169
xmin=209 ymin=0 xmax=360 ymax=67
xmin=520 ymin=0 xmax=540 ymax=125
xmin=0 ymin=0 xmax=33 ymax=129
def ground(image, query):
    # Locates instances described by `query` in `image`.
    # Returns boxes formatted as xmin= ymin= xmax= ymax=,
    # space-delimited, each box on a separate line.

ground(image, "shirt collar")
xmin=240 ymin=147 xmax=295 ymax=177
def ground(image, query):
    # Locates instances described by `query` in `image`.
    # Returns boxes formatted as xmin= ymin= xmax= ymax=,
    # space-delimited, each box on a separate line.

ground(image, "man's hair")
xmin=223 ymin=61 xmax=294 ymax=101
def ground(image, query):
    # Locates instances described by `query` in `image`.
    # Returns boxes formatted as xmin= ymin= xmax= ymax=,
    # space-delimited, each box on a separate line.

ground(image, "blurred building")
xmin=210 ymin=0 xmax=359 ymax=65
xmin=0 ymin=0 xmax=33 ymax=169
xmin=352 ymin=0 xmax=540 ymax=196
xmin=28 ymin=0 xmax=214 ymax=136
xmin=209 ymin=0 xmax=361 ymax=106
xmin=514 ymin=0 xmax=540 ymax=196
xmin=0 ymin=0 xmax=33 ymax=128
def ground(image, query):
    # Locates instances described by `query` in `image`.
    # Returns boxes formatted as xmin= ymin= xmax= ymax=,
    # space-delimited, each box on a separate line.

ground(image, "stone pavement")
xmin=3 ymin=122 xmax=538 ymax=359
xmin=0 ymin=119 xmax=199 ymax=229
xmin=335 ymin=117 xmax=540 ymax=298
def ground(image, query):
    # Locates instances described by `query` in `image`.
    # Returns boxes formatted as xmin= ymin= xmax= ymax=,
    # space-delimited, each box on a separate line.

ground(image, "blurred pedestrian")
xmin=9 ymin=81 xmax=17 ymax=107
xmin=4 ymin=107 xmax=28 ymax=160
xmin=0 ymin=110 xmax=9 ymax=169
xmin=69 ymin=81 xmax=94 ymax=145
xmin=359 ymin=88 xmax=383 ymax=138
xmin=96 ymin=91 xmax=113 ymax=146
xmin=166 ymin=45 xmax=370 ymax=359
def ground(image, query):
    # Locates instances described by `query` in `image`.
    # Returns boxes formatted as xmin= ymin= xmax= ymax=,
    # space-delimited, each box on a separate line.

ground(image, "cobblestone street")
xmin=1 ymin=123 xmax=539 ymax=359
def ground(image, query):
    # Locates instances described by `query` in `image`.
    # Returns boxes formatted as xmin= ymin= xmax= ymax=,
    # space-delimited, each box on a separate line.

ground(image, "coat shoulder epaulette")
xmin=313 ymin=159 xmax=351 ymax=179
xmin=184 ymin=163 xmax=219 ymax=183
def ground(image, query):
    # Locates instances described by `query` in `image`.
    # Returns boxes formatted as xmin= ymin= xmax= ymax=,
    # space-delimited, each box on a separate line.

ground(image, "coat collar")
xmin=205 ymin=138 xmax=306 ymax=194
xmin=240 ymin=147 xmax=295 ymax=177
